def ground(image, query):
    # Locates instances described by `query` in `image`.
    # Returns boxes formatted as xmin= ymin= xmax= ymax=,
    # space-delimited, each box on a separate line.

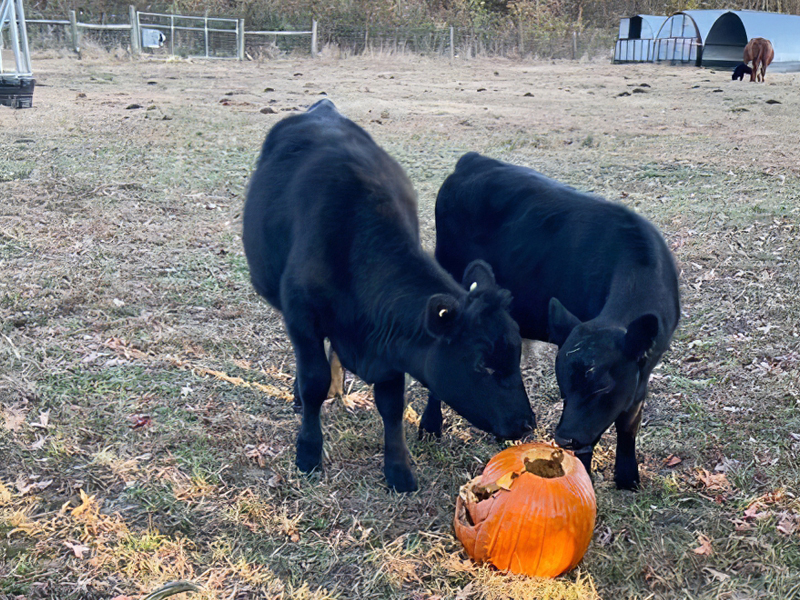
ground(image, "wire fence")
xmin=313 ymin=25 xmax=613 ymax=60
xmin=21 ymin=9 xmax=614 ymax=61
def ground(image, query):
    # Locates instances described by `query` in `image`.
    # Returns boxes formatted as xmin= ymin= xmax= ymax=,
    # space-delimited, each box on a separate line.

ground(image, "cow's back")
xmin=436 ymin=153 xmax=678 ymax=340
xmin=243 ymin=99 xmax=418 ymax=313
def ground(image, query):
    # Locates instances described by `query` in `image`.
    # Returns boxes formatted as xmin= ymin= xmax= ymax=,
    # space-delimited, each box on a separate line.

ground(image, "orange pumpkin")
xmin=454 ymin=442 xmax=596 ymax=578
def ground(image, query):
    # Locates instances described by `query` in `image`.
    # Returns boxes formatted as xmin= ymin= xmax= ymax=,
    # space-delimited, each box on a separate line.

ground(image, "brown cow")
xmin=743 ymin=37 xmax=774 ymax=83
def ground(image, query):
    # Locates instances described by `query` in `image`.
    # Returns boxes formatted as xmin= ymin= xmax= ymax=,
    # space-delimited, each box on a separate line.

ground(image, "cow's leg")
xmin=375 ymin=374 xmax=417 ymax=492
xmin=418 ymin=393 xmax=443 ymax=438
xmin=614 ymin=396 xmax=645 ymax=490
xmin=288 ymin=329 xmax=331 ymax=474
xmin=292 ymin=379 xmax=302 ymax=414
xmin=574 ymin=447 xmax=594 ymax=479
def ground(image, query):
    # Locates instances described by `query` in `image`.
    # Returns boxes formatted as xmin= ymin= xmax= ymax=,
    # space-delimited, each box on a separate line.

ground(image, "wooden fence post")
xmin=129 ymin=5 xmax=140 ymax=56
xmin=237 ymin=19 xmax=245 ymax=60
xmin=311 ymin=19 xmax=318 ymax=56
xmin=69 ymin=10 xmax=79 ymax=54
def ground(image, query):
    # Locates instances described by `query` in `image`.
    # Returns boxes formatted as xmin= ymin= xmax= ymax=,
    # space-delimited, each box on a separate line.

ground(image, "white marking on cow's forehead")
xmin=439 ymin=309 xmax=448 ymax=318
xmin=469 ymin=282 xmax=477 ymax=291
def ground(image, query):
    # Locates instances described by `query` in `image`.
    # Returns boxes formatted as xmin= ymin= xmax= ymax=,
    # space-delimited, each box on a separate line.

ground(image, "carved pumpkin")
xmin=454 ymin=442 xmax=596 ymax=578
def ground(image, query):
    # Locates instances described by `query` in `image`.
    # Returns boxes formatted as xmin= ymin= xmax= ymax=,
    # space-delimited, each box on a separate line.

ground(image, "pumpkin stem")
xmin=523 ymin=449 xmax=565 ymax=478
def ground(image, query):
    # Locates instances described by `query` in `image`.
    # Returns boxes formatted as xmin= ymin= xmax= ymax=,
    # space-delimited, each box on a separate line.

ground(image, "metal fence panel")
xmin=137 ymin=12 xmax=239 ymax=59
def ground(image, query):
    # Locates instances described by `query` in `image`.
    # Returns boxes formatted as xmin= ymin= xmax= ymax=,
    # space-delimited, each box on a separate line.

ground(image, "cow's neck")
xmin=361 ymin=248 xmax=461 ymax=372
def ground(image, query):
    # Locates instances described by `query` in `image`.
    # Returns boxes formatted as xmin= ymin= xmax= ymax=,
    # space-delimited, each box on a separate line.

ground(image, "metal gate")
xmin=137 ymin=12 xmax=240 ymax=59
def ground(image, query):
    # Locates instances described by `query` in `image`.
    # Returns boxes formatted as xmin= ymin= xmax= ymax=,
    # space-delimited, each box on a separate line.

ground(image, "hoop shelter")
xmin=614 ymin=15 xmax=667 ymax=62
xmin=703 ymin=10 xmax=800 ymax=72
xmin=652 ymin=10 xmax=727 ymax=66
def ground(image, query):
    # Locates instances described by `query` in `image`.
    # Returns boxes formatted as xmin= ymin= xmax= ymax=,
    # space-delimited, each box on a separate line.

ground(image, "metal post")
xmin=129 ymin=5 xmax=140 ymax=56
xmin=15 ymin=0 xmax=32 ymax=72
xmin=450 ymin=26 xmax=454 ymax=60
xmin=169 ymin=14 xmax=174 ymax=56
xmin=237 ymin=18 xmax=245 ymax=60
xmin=204 ymin=15 xmax=208 ymax=58
xmin=69 ymin=10 xmax=79 ymax=54
xmin=311 ymin=19 xmax=317 ymax=56
xmin=6 ymin=0 xmax=23 ymax=70
xmin=572 ymin=31 xmax=577 ymax=60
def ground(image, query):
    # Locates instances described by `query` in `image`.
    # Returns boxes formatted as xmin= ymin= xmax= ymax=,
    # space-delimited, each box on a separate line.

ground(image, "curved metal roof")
xmin=615 ymin=9 xmax=800 ymax=71
xmin=638 ymin=15 xmax=668 ymax=39
xmin=705 ymin=10 xmax=800 ymax=70
xmin=655 ymin=10 xmax=728 ymax=43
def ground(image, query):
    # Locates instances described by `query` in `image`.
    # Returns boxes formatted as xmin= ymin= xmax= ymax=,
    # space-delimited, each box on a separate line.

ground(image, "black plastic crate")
xmin=0 ymin=77 xmax=35 ymax=109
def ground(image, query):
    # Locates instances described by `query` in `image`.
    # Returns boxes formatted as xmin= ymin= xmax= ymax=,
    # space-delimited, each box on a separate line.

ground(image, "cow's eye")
xmin=592 ymin=373 xmax=616 ymax=396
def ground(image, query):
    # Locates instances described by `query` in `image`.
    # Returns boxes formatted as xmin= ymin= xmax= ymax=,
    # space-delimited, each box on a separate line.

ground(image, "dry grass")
xmin=1 ymin=53 xmax=799 ymax=599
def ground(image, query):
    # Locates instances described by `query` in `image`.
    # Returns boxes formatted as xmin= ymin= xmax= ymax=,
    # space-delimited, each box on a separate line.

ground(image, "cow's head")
xmin=422 ymin=260 xmax=535 ymax=440
xmin=548 ymin=297 xmax=659 ymax=452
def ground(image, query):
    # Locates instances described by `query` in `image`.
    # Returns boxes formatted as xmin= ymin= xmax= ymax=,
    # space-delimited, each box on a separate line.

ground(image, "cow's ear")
xmin=425 ymin=294 xmax=460 ymax=340
xmin=462 ymin=259 xmax=496 ymax=292
xmin=548 ymin=297 xmax=581 ymax=347
xmin=623 ymin=314 xmax=659 ymax=361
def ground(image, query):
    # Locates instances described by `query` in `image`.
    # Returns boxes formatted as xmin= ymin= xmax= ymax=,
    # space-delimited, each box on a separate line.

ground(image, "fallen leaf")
xmin=31 ymin=410 xmax=50 ymax=429
xmin=267 ymin=473 xmax=282 ymax=488
xmin=130 ymin=415 xmax=152 ymax=429
xmin=0 ymin=482 xmax=12 ymax=504
xmin=15 ymin=477 xmax=53 ymax=495
xmin=743 ymin=504 xmax=769 ymax=521
xmin=776 ymin=513 xmax=798 ymax=536
xmin=64 ymin=540 xmax=91 ymax=558
xmin=692 ymin=534 xmax=713 ymax=556
xmin=1 ymin=404 xmax=28 ymax=431
xmin=703 ymin=567 xmax=730 ymax=582
xmin=664 ymin=454 xmax=682 ymax=467
xmin=71 ymin=489 xmax=98 ymax=519
xmin=695 ymin=468 xmax=729 ymax=491
xmin=455 ymin=582 xmax=475 ymax=600
xmin=341 ymin=391 xmax=372 ymax=411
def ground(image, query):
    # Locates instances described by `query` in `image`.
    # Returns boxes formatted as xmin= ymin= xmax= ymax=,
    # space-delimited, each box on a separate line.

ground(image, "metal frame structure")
xmin=614 ymin=15 xmax=667 ymax=63
xmin=0 ymin=0 xmax=34 ymax=107
xmin=615 ymin=10 xmax=800 ymax=71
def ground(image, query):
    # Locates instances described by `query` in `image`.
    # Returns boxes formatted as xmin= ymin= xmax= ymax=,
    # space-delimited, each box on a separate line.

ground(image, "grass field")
xmin=1 ymin=52 xmax=800 ymax=599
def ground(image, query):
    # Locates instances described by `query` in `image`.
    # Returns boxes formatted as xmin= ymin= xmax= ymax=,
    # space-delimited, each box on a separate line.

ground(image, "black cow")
xmin=732 ymin=63 xmax=753 ymax=81
xmin=242 ymin=103 xmax=534 ymax=492
xmin=431 ymin=152 xmax=680 ymax=490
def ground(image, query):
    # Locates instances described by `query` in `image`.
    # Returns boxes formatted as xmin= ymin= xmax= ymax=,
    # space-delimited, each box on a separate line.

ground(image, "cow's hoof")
xmin=385 ymin=464 xmax=418 ymax=493
xmin=296 ymin=442 xmax=323 ymax=474
xmin=614 ymin=463 xmax=640 ymax=491
xmin=418 ymin=423 xmax=442 ymax=440
xmin=418 ymin=408 xmax=443 ymax=439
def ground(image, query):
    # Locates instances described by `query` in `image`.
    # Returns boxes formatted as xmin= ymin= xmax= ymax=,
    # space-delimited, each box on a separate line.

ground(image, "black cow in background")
xmin=431 ymin=153 xmax=680 ymax=490
xmin=242 ymin=103 xmax=534 ymax=492
xmin=732 ymin=63 xmax=753 ymax=81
